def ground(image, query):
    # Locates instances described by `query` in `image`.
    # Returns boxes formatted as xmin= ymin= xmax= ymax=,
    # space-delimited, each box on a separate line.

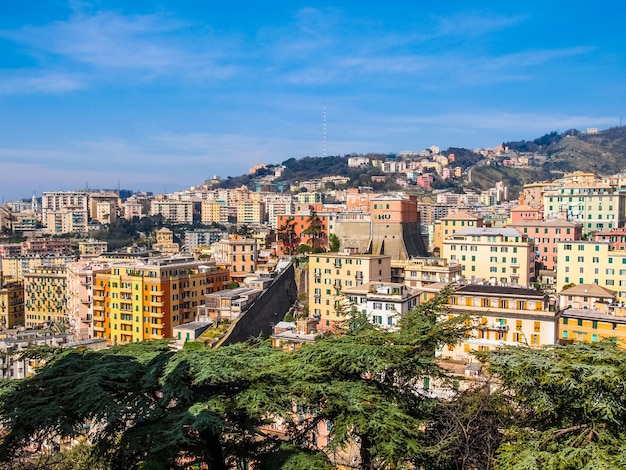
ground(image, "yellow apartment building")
xmin=557 ymin=303 xmax=626 ymax=347
xmin=421 ymin=283 xmax=556 ymax=363
xmin=93 ymin=257 xmax=228 ymax=344
xmin=442 ymin=227 xmax=535 ymax=286
xmin=433 ymin=210 xmax=484 ymax=255
xmin=0 ymin=277 xmax=24 ymax=329
xmin=309 ymin=252 xmax=391 ymax=332
xmin=556 ymin=240 xmax=626 ymax=302
xmin=24 ymin=267 xmax=68 ymax=328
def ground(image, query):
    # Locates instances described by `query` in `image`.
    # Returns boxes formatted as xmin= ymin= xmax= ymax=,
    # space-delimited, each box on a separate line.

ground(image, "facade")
xmin=93 ymin=257 xmax=228 ymax=344
xmin=150 ymin=199 xmax=194 ymax=224
xmin=66 ymin=261 xmax=110 ymax=341
xmin=212 ymin=236 xmax=258 ymax=282
xmin=433 ymin=210 xmax=484 ymax=255
xmin=442 ymin=228 xmax=535 ymax=286
xmin=236 ymin=201 xmax=266 ymax=225
xmin=342 ymin=282 xmax=419 ymax=329
xmin=558 ymin=284 xmax=616 ymax=310
xmin=369 ymin=193 xmax=428 ymax=259
xmin=0 ymin=278 xmax=25 ymax=329
xmin=45 ymin=206 xmax=89 ymax=234
xmin=41 ymin=191 xmax=89 ymax=224
xmin=152 ymin=227 xmax=180 ymax=254
xmin=508 ymin=219 xmax=582 ymax=271
xmin=89 ymin=192 xmax=119 ymax=224
xmin=184 ymin=229 xmax=226 ymax=253
xmin=593 ymin=228 xmax=626 ymax=251
xmin=309 ymin=252 xmax=391 ymax=332
xmin=422 ymin=284 xmax=556 ymax=363
xmin=557 ymin=304 xmax=626 ymax=346
xmin=391 ymin=257 xmax=463 ymax=289
xmin=543 ymin=181 xmax=626 ymax=235
xmin=78 ymin=239 xmax=108 ymax=257
xmin=270 ymin=320 xmax=317 ymax=350
xmin=24 ymin=267 xmax=68 ymax=328
xmin=555 ymin=240 xmax=626 ymax=302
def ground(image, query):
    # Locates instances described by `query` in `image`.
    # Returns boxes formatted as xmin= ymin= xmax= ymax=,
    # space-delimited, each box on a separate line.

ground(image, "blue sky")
xmin=0 ymin=1 xmax=624 ymax=200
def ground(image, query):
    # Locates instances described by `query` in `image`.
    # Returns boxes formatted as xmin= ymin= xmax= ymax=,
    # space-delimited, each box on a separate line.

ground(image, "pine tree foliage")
xmin=0 ymin=288 xmax=473 ymax=470
xmin=482 ymin=341 xmax=626 ymax=470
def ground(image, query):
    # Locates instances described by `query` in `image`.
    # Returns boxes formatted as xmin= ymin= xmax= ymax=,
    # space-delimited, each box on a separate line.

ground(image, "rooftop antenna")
xmin=323 ymin=104 xmax=327 ymax=158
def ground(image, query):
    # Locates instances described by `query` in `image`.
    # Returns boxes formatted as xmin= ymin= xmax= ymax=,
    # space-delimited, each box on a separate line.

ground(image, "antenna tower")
xmin=323 ymin=104 xmax=327 ymax=158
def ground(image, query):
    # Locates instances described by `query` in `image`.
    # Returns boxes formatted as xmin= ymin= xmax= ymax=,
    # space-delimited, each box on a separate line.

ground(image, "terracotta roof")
xmin=559 ymin=284 xmax=616 ymax=298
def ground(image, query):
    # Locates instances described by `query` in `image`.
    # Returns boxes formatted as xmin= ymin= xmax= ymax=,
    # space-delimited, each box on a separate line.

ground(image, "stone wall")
xmin=219 ymin=263 xmax=298 ymax=346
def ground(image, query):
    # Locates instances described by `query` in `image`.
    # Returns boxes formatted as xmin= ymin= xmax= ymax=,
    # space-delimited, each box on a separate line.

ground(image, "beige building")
xmin=45 ymin=206 xmax=89 ymax=234
xmin=309 ymin=252 xmax=391 ymax=332
xmin=66 ymin=261 xmax=110 ymax=340
xmin=442 ymin=227 xmax=535 ymax=286
xmin=89 ymin=192 xmax=120 ymax=224
xmin=152 ymin=227 xmax=180 ymax=254
xmin=422 ymin=283 xmax=556 ymax=363
xmin=42 ymin=191 xmax=89 ymax=224
xmin=79 ymin=239 xmax=108 ymax=258
xmin=150 ymin=199 xmax=194 ymax=224
xmin=236 ymin=201 xmax=266 ymax=225
xmin=391 ymin=257 xmax=463 ymax=289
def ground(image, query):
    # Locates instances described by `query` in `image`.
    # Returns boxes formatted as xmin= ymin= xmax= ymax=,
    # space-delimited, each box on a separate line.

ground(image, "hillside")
xmin=207 ymin=126 xmax=626 ymax=196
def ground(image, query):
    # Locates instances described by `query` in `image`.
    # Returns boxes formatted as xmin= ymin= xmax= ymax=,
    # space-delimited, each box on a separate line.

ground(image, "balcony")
xmin=93 ymin=295 xmax=104 ymax=301
xmin=93 ymin=304 xmax=104 ymax=311
xmin=313 ymin=293 xmax=321 ymax=298
xmin=80 ymin=314 xmax=93 ymax=322
xmin=485 ymin=324 xmax=509 ymax=332
xmin=151 ymin=301 xmax=164 ymax=307
xmin=150 ymin=333 xmax=164 ymax=340
xmin=151 ymin=312 xmax=165 ymax=319
xmin=93 ymin=325 xmax=105 ymax=332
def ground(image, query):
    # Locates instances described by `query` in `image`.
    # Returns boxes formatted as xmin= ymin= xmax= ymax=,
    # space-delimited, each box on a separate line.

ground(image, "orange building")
xmin=92 ymin=257 xmax=228 ymax=344
xmin=275 ymin=212 xmax=331 ymax=255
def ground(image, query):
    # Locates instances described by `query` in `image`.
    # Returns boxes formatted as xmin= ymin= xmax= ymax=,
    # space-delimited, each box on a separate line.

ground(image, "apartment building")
xmin=309 ymin=252 xmax=391 ymax=332
xmin=45 ymin=206 xmax=89 ymax=234
xmin=557 ymin=302 xmax=626 ymax=346
xmin=150 ymin=199 xmax=194 ymax=224
xmin=78 ymin=239 xmax=108 ymax=258
xmin=555 ymin=240 xmax=626 ymax=302
xmin=0 ymin=277 xmax=24 ymax=329
xmin=508 ymin=219 xmax=582 ymax=271
xmin=212 ymin=236 xmax=258 ymax=282
xmin=593 ymin=228 xmax=626 ymax=251
xmin=200 ymin=200 xmax=232 ymax=225
xmin=342 ymin=281 xmax=419 ymax=329
xmin=391 ymin=257 xmax=463 ymax=289
xmin=24 ymin=267 xmax=68 ymax=328
xmin=422 ymin=283 xmax=556 ymax=363
xmin=442 ymin=228 xmax=535 ymax=286
xmin=66 ymin=261 xmax=110 ymax=340
xmin=543 ymin=181 xmax=626 ymax=235
xmin=92 ymin=257 xmax=228 ymax=344
xmin=41 ymin=191 xmax=89 ymax=223
xmin=433 ymin=210 xmax=484 ymax=255
xmin=88 ymin=192 xmax=119 ymax=223
xmin=236 ymin=200 xmax=266 ymax=225
xmin=184 ymin=229 xmax=226 ymax=253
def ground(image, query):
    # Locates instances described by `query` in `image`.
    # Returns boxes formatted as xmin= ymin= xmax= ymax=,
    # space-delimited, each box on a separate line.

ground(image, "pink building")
xmin=508 ymin=219 xmax=582 ymax=271
xmin=509 ymin=204 xmax=542 ymax=223
xmin=593 ymin=228 xmax=626 ymax=251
